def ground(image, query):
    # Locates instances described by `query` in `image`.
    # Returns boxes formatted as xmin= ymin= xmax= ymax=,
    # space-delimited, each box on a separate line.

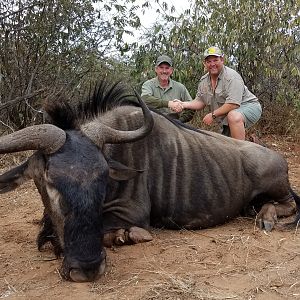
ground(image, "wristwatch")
xmin=212 ymin=112 xmax=217 ymax=119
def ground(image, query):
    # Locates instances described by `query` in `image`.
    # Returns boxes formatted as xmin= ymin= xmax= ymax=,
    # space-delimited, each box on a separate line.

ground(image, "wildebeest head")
xmin=0 ymin=81 xmax=154 ymax=282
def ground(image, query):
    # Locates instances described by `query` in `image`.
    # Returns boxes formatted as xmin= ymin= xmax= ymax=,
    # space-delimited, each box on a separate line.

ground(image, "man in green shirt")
xmin=171 ymin=47 xmax=262 ymax=140
xmin=141 ymin=55 xmax=194 ymax=123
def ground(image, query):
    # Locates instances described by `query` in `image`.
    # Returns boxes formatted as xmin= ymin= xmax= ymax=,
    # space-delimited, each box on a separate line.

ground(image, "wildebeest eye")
xmin=59 ymin=198 xmax=70 ymax=216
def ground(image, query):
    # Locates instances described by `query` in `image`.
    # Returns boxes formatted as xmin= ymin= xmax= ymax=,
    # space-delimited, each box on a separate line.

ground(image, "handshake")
xmin=168 ymin=99 xmax=185 ymax=113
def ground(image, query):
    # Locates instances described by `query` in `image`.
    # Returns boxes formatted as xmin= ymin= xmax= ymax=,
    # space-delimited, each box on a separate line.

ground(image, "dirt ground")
xmin=0 ymin=136 xmax=300 ymax=300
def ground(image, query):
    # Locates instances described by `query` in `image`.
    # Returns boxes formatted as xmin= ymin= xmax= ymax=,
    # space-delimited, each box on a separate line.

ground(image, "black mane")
xmin=43 ymin=80 xmax=138 ymax=130
xmin=43 ymin=78 xmax=211 ymax=136
xmin=150 ymin=107 xmax=212 ymax=136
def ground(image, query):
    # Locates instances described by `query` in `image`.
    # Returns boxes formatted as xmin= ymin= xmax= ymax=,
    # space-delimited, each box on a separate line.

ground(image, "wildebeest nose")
xmin=69 ymin=267 xmax=99 ymax=283
xmin=62 ymin=249 xmax=107 ymax=282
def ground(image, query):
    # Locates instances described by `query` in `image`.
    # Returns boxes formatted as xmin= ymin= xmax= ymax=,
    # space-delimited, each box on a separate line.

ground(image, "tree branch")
xmin=0 ymin=88 xmax=45 ymax=111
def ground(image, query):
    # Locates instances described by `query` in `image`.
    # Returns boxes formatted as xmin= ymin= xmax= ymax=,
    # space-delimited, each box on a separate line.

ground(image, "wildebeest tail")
xmin=291 ymin=188 xmax=300 ymax=205
xmin=290 ymin=188 xmax=300 ymax=227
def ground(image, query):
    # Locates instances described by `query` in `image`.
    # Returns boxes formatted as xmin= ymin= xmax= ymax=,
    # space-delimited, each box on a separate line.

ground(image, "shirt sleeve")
xmin=141 ymin=95 xmax=169 ymax=108
xmin=195 ymin=81 xmax=208 ymax=105
xmin=141 ymin=81 xmax=169 ymax=108
xmin=141 ymin=81 xmax=153 ymax=97
xmin=196 ymin=81 xmax=202 ymax=99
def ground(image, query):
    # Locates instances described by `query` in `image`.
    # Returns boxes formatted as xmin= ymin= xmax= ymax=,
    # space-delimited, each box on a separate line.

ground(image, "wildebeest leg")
xmin=37 ymin=211 xmax=63 ymax=257
xmin=103 ymin=227 xmax=153 ymax=247
xmin=256 ymin=200 xmax=296 ymax=232
xmin=274 ymin=200 xmax=296 ymax=217
xmin=128 ymin=226 xmax=153 ymax=243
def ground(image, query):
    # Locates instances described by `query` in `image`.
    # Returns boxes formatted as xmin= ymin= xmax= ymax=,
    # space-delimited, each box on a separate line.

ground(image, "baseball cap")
xmin=155 ymin=55 xmax=173 ymax=66
xmin=203 ymin=46 xmax=224 ymax=59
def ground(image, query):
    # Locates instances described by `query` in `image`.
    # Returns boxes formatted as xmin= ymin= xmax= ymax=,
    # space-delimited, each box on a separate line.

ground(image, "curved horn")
xmin=0 ymin=124 xmax=66 ymax=154
xmin=81 ymin=91 xmax=154 ymax=147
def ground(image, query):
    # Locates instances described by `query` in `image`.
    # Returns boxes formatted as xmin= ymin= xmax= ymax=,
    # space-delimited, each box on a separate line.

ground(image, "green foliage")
xmin=132 ymin=0 xmax=299 ymax=97
xmin=0 ymin=0 xmax=299 ymax=136
xmin=0 ymin=0 xmax=143 ymax=129
xmin=129 ymin=0 xmax=299 ymax=135
xmin=202 ymin=0 xmax=300 ymax=107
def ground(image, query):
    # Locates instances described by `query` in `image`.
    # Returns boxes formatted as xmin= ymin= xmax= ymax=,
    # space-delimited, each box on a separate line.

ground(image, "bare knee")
xmin=227 ymin=110 xmax=245 ymax=140
xmin=227 ymin=110 xmax=244 ymax=126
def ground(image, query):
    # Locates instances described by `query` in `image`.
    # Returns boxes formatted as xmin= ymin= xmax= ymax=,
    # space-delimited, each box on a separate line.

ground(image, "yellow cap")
xmin=203 ymin=46 xmax=224 ymax=59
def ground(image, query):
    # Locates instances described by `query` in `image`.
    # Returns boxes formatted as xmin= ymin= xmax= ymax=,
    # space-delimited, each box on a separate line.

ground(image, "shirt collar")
xmin=155 ymin=77 xmax=173 ymax=89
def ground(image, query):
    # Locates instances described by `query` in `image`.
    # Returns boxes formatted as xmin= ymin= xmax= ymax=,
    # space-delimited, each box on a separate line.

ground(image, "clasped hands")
xmin=168 ymin=99 xmax=184 ymax=113
xmin=168 ymin=99 xmax=215 ymax=126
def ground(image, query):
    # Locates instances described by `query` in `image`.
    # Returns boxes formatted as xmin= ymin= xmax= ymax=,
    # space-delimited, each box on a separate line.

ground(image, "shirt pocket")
xmin=214 ymin=86 xmax=227 ymax=105
xmin=200 ymin=90 xmax=214 ymax=106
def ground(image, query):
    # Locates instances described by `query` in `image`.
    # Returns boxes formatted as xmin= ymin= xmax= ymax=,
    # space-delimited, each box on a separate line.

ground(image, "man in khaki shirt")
xmin=141 ymin=55 xmax=194 ymax=123
xmin=171 ymin=46 xmax=262 ymax=140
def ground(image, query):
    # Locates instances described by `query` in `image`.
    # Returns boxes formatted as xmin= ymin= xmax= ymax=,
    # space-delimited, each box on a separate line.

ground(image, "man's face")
xmin=203 ymin=56 xmax=224 ymax=76
xmin=155 ymin=63 xmax=173 ymax=81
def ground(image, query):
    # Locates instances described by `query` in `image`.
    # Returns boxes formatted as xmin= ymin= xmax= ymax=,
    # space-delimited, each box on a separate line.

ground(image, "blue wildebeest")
xmin=0 ymin=80 xmax=299 ymax=282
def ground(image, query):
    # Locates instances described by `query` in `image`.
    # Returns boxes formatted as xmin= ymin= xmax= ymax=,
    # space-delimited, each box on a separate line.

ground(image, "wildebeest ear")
xmin=107 ymin=159 xmax=144 ymax=181
xmin=0 ymin=160 xmax=30 ymax=193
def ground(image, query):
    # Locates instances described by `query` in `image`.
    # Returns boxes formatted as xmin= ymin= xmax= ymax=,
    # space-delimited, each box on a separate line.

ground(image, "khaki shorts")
xmin=221 ymin=101 xmax=262 ymax=136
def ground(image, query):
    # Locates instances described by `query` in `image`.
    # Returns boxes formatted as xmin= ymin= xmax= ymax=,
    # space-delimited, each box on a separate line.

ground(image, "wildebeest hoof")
xmin=103 ymin=229 xmax=127 ymax=247
xmin=103 ymin=227 xmax=152 ymax=247
xmin=263 ymin=220 xmax=275 ymax=232
xmin=114 ymin=229 xmax=127 ymax=245
xmin=256 ymin=203 xmax=277 ymax=231
xmin=128 ymin=226 xmax=153 ymax=244
xmin=257 ymin=218 xmax=275 ymax=231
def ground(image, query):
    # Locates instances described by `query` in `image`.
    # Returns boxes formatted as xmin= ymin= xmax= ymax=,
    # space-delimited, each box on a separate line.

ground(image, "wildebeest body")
xmin=0 ymin=81 xmax=298 ymax=282
xmin=101 ymin=106 xmax=291 ymax=230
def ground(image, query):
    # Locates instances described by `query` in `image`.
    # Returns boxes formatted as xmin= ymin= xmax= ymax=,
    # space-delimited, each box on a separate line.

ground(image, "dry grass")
xmin=86 ymin=220 xmax=300 ymax=300
xmin=259 ymin=102 xmax=300 ymax=138
xmin=0 ymin=151 xmax=34 ymax=171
